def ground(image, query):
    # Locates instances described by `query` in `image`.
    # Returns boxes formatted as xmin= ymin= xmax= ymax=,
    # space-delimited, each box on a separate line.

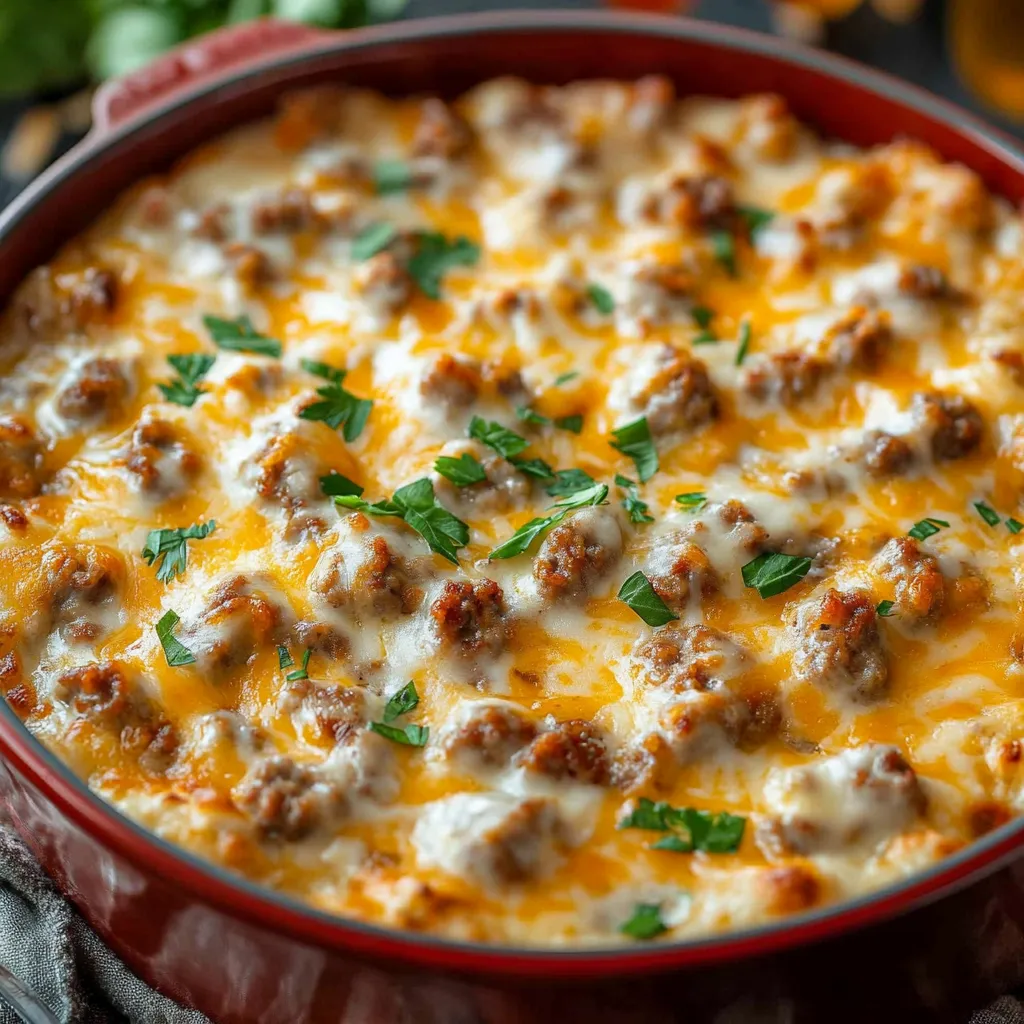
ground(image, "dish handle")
xmin=91 ymin=18 xmax=335 ymax=136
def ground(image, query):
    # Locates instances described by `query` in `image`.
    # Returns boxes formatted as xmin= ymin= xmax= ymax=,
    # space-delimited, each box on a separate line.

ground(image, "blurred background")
xmin=0 ymin=0 xmax=1021 ymax=206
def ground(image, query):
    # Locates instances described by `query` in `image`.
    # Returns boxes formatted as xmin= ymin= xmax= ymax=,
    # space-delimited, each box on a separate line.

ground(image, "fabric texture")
xmin=0 ymin=822 xmax=209 ymax=1024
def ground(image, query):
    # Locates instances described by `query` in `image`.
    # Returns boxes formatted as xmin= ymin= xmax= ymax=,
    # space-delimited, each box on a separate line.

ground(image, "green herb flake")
xmin=615 ymin=474 xmax=654 ymax=525
xmin=735 ymin=320 xmax=752 ymax=366
xmin=434 ymin=452 xmax=487 ymax=487
xmin=876 ymin=600 xmax=896 ymax=617
xmin=553 ymin=371 xmax=579 ymax=387
xmin=277 ymin=645 xmax=294 ymax=670
xmin=555 ymin=414 xmax=583 ymax=435
xmin=383 ymin=681 xmax=419 ymax=723
xmin=407 ymin=232 xmax=480 ymax=300
xmin=158 ymin=353 xmax=215 ymax=407
xmin=319 ymin=472 xmax=364 ymax=498
xmin=469 ymin=417 xmax=529 ymax=459
xmin=741 ymin=552 xmax=812 ymax=599
xmin=300 ymin=358 xmax=346 ymax=385
xmin=285 ymin=648 xmax=312 ymax=682
xmin=737 ymin=204 xmax=775 ymax=236
xmin=516 ymin=406 xmax=550 ymax=428
xmin=508 ymin=456 xmax=555 ymax=481
xmin=692 ymin=330 xmax=717 ymax=345
xmin=299 ymin=379 xmax=373 ymax=442
xmin=1008 ymin=518 xmax=1024 ymax=535
xmin=352 ymin=222 xmax=398 ymax=261
xmin=489 ymin=483 xmax=609 ymax=560
xmin=370 ymin=721 xmax=430 ymax=747
xmin=619 ymin=903 xmax=667 ymax=941
xmin=373 ymin=158 xmax=414 ymax=196
xmin=142 ymin=521 xmax=216 ymax=583
xmin=545 ymin=468 xmax=597 ymax=498
xmin=202 ymin=314 xmax=281 ymax=358
xmin=691 ymin=305 xmax=714 ymax=330
xmin=710 ymin=230 xmax=736 ymax=277
xmin=674 ymin=491 xmax=707 ymax=510
xmin=586 ymin=283 xmax=615 ymax=315
xmin=155 ymin=609 xmax=195 ymax=668
xmin=618 ymin=797 xmax=746 ymax=854
xmin=908 ymin=517 xmax=950 ymax=541
xmin=974 ymin=501 xmax=1001 ymax=527
xmin=610 ymin=416 xmax=658 ymax=483
xmin=617 ymin=571 xmax=678 ymax=626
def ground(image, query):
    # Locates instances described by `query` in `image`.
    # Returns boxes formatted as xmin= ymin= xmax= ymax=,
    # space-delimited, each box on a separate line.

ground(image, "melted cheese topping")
xmin=1 ymin=78 xmax=1023 ymax=946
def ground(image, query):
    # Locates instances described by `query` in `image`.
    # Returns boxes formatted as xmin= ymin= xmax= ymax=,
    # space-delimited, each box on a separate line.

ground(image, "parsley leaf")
xmin=155 ymin=609 xmax=195 ymax=668
xmin=407 ymin=232 xmax=480 ymax=300
xmin=1008 ymin=518 xmax=1024 ymax=535
xmin=737 ymin=204 xmax=775 ymax=236
xmin=908 ymin=517 xmax=950 ymax=541
xmin=299 ymin=380 xmax=373 ymax=442
xmin=555 ymin=414 xmax=583 ymax=434
xmin=710 ymin=230 xmax=736 ymax=276
xmin=691 ymin=305 xmax=714 ymax=330
xmin=735 ymin=320 xmax=752 ymax=366
xmin=469 ymin=417 xmax=529 ymax=459
xmin=876 ymin=599 xmax=895 ymax=617
xmin=352 ymin=222 xmax=397 ymax=260
xmin=516 ymin=406 xmax=549 ymax=428
xmin=615 ymin=474 xmax=654 ymax=525
xmin=741 ymin=552 xmax=812 ymax=599
xmin=434 ymin=452 xmax=487 ymax=487
xmin=300 ymin=358 xmax=346 ymax=385
xmin=370 ymin=721 xmax=429 ymax=747
xmin=373 ymin=159 xmax=413 ymax=195
xmin=158 ymin=353 xmax=215 ymax=407
xmin=319 ymin=472 xmax=364 ymax=498
xmin=489 ymin=483 xmax=609 ymax=560
xmin=974 ymin=501 xmax=1001 ymax=527
xmin=383 ymin=681 xmax=419 ymax=723
xmin=508 ymin=456 xmax=555 ymax=480
xmin=285 ymin=648 xmax=312 ymax=682
xmin=619 ymin=903 xmax=667 ymax=941
xmin=586 ymin=283 xmax=615 ymax=315
xmin=203 ymin=314 xmax=281 ymax=358
xmin=692 ymin=329 xmax=717 ymax=345
xmin=618 ymin=797 xmax=746 ymax=854
xmin=617 ymin=571 xmax=678 ymax=626
xmin=277 ymin=645 xmax=294 ymax=670
xmin=337 ymin=478 xmax=469 ymax=565
xmin=553 ymin=371 xmax=579 ymax=387
xmin=674 ymin=491 xmax=707 ymax=510
xmin=610 ymin=417 xmax=658 ymax=483
xmin=545 ymin=468 xmax=597 ymax=498
xmin=142 ymin=521 xmax=216 ymax=583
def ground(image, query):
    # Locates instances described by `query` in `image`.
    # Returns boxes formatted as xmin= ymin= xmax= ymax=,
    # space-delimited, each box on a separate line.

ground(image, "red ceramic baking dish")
xmin=3 ymin=12 xmax=1024 ymax=1022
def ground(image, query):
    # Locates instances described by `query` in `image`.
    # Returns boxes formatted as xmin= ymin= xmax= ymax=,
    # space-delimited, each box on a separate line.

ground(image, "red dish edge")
xmin=0 ymin=10 xmax=1023 ymax=982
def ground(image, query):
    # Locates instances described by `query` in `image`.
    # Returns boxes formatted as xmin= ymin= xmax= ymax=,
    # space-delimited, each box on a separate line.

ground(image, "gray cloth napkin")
xmin=0 ymin=823 xmax=208 ymax=1024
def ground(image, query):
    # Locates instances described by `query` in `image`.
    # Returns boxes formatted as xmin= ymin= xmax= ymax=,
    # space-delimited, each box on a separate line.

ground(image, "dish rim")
xmin=1 ymin=8 xmax=1024 ymax=977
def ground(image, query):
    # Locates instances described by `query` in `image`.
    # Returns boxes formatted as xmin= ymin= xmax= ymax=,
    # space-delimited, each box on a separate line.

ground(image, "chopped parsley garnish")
xmin=618 ymin=797 xmax=746 ymax=854
xmin=489 ymin=483 xmax=609 ymax=560
xmin=735 ymin=320 xmax=752 ymax=365
xmin=158 ymin=353 xmax=215 ymax=407
xmin=741 ymin=552 xmax=812 ymax=599
xmin=619 ymin=903 xmax=667 ymax=941
xmin=737 ymin=203 xmax=775 ymax=236
xmin=908 ymin=517 xmax=950 ymax=541
xmin=469 ymin=416 xmax=529 ymax=459
xmin=617 ymin=571 xmax=678 ymax=627
xmin=434 ymin=452 xmax=487 ymax=487
xmin=610 ymin=416 xmax=658 ymax=483
xmin=692 ymin=329 xmax=717 ymax=345
xmin=691 ymin=305 xmax=714 ymax=330
xmin=155 ymin=610 xmax=195 ymax=668
xmin=371 ymin=680 xmax=428 ymax=745
xmin=142 ymin=521 xmax=216 ymax=583
xmin=545 ymin=468 xmax=597 ymax=498
xmin=369 ymin=721 xmax=430 ymax=747
xmin=876 ymin=600 xmax=896 ymax=617
xmin=319 ymin=472 xmax=364 ymax=498
xmin=383 ymin=681 xmax=419 ymax=723
xmin=508 ymin=456 xmax=555 ymax=480
xmin=516 ymin=407 xmax=582 ymax=434
xmin=373 ymin=159 xmax=413 ymax=196
xmin=203 ymin=314 xmax=282 ymax=358
xmin=553 ymin=371 xmax=579 ymax=387
xmin=298 ymin=367 xmax=373 ymax=443
xmin=352 ymin=222 xmax=398 ymax=260
xmin=555 ymin=414 xmax=583 ymax=434
xmin=285 ymin=649 xmax=312 ymax=682
xmin=974 ymin=501 xmax=1000 ymax=527
xmin=710 ymin=230 xmax=736 ymax=276
xmin=1008 ymin=518 xmax=1024 ymax=535
xmin=586 ymin=283 xmax=615 ymax=315
xmin=674 ymin=491 xmax=707 ymax=510
xmin=277 ymin=645 xmax=293 ymax=670
xmin=337 ymin=477 xmax=469 ymax=565
xmin=407 ymin=232 xmax=480 ymax=300
xmin=615 ymin=474 xmax=654 ymax=525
